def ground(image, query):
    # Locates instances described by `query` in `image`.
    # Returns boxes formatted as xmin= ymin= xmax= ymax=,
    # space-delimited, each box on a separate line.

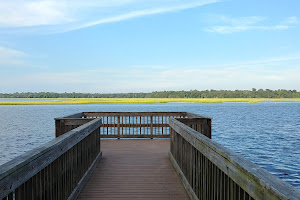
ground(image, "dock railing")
xmin=0 ymin=118 xmax=102 ymax=200
xmin=55 ymin=112 xmax=211 ymax=139
xmin=1 ymin=111 xmax=300 ymax=200
xmin=169 ymin=118 xmax=300 ymax=200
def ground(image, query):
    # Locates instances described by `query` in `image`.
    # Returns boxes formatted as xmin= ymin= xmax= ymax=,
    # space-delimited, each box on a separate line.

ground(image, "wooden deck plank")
xmin=78 ymin=139 xmax=189 ymax=200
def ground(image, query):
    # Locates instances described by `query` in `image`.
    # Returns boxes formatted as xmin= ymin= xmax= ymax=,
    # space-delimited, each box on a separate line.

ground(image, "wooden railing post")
xmin=55 ymin=119 xmax=63 ymax=137
xmin=204 ymin=118 xmax=211 ymax=139
xmin=150 ymin=116 xmax=153 ymax=139
xmin=117 ymin=116 xmax=120 ymax=139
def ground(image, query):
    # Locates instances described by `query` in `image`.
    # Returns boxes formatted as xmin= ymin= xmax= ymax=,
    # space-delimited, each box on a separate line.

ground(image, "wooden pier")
xmin=78 ymin=139 xmax=189 ymax=200
xmin=0 ymin=112 xmax=300 ymax=200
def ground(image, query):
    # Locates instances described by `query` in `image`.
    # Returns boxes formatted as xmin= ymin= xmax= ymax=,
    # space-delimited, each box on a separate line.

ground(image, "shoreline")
xmin=1 ymin=98 xmax=300 ymax=105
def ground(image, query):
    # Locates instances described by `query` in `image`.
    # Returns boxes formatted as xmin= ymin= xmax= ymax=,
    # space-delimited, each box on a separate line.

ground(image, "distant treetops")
xmin=0 ymin=89 xmax=299 ymax=98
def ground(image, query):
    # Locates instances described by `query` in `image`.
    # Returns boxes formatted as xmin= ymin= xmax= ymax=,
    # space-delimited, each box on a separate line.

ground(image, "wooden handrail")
xmin=1 ymin=111 xmax=299 ymax=200
xmin=84 ymin=112 xmax=189 ymax=117
xmin=169 ymin=118 xmax=300 ymax=200
xmin=55 ymin=112 xmax=211 ymax=139
xmin=0 ymin=119 xmax=102 ymax=200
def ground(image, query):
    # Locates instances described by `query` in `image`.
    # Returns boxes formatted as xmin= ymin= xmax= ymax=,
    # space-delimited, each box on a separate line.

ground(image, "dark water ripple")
xmin=0 ymin=102 xmax=299 ymax=189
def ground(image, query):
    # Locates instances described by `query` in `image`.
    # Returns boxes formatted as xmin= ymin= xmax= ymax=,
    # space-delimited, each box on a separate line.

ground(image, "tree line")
xmin=0 ymin=89 xmax=299 ymax=98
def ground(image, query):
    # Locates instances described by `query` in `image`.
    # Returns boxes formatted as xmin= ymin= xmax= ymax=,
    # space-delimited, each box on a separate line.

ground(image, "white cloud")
xmin=0 ymin=46 xmax=27 ymax=65
xmin=0 ymin=1 xmax=71 ymax=27
xmin=0 ymin=0 xmax=220 ymax=33
xmin=285 ymin=16 xmax=299 ymax=25
xmin=70 ymin=1 xmax=219 ymax=31
xmin=206 ymin=16 xmax=298 ymax=34
xmin=1 ymin=55 xmax=300 ymax=92
xmin=218 ymin=16 xmax=265 ymax=25
xmin=206 ymin=25 xmax=289 ymax=34
xmin=0 ymin=46 xmax=26 ymax=57
xmin=227 ymin=55 xmax=300 ymax=68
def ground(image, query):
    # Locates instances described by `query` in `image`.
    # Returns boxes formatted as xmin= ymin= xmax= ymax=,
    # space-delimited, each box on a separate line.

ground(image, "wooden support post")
xmin=117 ymin=116 xmax=120 ymax=139
xmin=150 ymin=116 xmax=153 ymax=139
xmin=55 ymin=119 xmax=61 ymax=138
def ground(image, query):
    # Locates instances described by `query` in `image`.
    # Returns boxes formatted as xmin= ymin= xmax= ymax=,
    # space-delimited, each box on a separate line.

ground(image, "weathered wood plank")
xmin=55 ymin=112 xmax=84 ymax=119
xmin=185 ymin=112 xmax=211 ymax=119
xmin=78 ymin=139 xmax=189 ymax=200
xmin=0 ymin=119 xmax=101 ymax=199
xmin=61 ymin=119 xmax=94 ymax=126
xmin=68 ymin=152 xmax=102 ymax=200
xmin=169 ymin=118 xmax=300 ymax=200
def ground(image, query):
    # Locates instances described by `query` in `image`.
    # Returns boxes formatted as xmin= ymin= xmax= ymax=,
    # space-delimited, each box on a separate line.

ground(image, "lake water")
xmin=0 ymin=98 xmax=67 ymax=102
xmin=0 ymin=102 xmax=299 ymax=189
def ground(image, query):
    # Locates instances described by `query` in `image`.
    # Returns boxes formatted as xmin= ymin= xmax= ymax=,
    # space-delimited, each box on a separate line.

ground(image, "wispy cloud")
xmin=0 ymin=46 xmax=27 ymax=65
xmin=205 ymin=15 xmax=299 ymax=34
xmin=0 ymin=46 xmax=26 ymax=57
xmin=213 ymin=55 xmax=300 ymax=69
xmin=0 ymin=46 xmax=46 ymax=68
xmin=0 ymin=0 xmax=220 ymax=33
xmin=284 ymin=16 xmax=299 ymax=25
xmin=70 ymin=1 xmax=220 ymax=31
xmin=1 ymin=54 xmax=300 ymax=92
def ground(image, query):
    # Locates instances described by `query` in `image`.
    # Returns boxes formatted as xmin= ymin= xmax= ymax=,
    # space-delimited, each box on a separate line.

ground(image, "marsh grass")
xmin=0 ymin=98 xmax=300 ymax=105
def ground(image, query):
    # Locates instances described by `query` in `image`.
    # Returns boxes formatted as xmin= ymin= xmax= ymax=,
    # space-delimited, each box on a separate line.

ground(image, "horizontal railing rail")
xmin=0 ymin=119 xmax=102 ymax=200
xmin=55 ymin=112 xmax=211 ymax=139
xmin=169 ymin=118 xmax=300 ymax=200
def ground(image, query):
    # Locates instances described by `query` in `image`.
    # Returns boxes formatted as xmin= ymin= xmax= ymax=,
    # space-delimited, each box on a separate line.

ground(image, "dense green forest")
xmin=0 ymin=89 xmax=299 ymax=98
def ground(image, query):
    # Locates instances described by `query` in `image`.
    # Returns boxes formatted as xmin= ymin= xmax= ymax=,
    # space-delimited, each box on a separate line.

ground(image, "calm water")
xmin=0 ymin=102 xmax=299 ymax=189
xmin=0 ymin=98 xmax=67 ymax=102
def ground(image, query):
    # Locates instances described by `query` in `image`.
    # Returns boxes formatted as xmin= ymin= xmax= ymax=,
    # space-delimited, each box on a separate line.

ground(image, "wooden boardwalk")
xmin=78 ymin=139 xmax=189 ymax=200
xmin=1 ymin=112 xmax=299 ymax=200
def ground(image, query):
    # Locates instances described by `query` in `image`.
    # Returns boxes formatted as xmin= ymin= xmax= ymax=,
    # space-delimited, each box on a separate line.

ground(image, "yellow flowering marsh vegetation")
xmin=0 ymin=98 xmax=300 ymax=105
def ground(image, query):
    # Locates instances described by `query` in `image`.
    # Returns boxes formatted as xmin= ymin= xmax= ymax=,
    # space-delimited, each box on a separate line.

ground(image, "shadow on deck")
xmin=78 ymin=139 xmax=189 ymax=200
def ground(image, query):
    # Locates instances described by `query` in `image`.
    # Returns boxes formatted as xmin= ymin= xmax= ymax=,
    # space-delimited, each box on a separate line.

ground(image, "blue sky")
xmin=0 ymin=0 xmax=299 ymax=93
